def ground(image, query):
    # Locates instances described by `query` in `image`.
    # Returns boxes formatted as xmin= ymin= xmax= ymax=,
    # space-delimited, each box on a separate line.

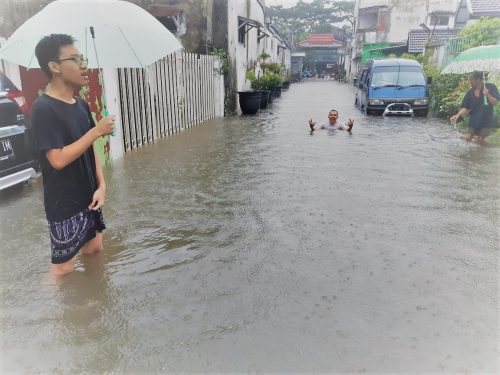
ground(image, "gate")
xmin=117 ymin=52 xmax=219 ymax=152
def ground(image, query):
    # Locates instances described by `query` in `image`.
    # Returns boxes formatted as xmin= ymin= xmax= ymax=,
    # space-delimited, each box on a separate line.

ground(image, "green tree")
xmin=458 ymin=17 xmax=500 ymax=48
xmin=266 ymin=0 xmax=354 ymax=45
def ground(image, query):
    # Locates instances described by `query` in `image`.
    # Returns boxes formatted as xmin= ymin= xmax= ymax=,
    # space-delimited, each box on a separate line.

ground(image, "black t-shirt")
xmin=32 ymin=94 xmax=98 ymax=222
xmin=461 ymin=82 xmax=500 ymax=129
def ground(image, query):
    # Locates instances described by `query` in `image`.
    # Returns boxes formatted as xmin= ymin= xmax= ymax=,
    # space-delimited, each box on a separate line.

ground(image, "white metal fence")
xmin=117 ymin=52 xmax=221 ymax=152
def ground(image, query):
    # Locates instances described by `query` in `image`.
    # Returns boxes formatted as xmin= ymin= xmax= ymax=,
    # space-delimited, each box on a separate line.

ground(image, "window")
xmin=370 ymin=66 xmax=426 ymax=87
xmin=371 ymin=67 xmax=398 ymax=86
xmin=429 ymin=14 xmax=449 ymax=26
xmin=238 ymin=19 xmax=246 ymax=45
xmin=398 ymin=66 xmax=426 ymax=86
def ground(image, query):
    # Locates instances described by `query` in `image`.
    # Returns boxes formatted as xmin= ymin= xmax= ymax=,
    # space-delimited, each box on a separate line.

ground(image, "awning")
xmin=238 ymin=16 xmax=263 ymax=35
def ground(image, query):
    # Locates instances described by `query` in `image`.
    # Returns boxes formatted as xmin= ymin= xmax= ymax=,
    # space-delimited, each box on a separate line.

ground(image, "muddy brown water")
xmin=1 ymin=81 xmax=498 ymax=373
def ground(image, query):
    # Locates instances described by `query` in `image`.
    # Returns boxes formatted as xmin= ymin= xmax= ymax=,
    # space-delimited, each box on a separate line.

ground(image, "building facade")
xmin=348 ymin=0 xmax=462 ymax=79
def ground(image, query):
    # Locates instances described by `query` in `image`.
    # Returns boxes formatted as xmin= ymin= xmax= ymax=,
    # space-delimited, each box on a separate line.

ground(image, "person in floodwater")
xmin=31 ymin=34 xmax=115 ymax=277
xmin=309 ymin=109 xmax=354 ymax=132
xmin=450 ymin=71 xmax=499 ymax=145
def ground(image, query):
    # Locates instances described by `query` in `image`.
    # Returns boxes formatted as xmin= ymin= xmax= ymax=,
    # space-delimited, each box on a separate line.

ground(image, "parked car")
xmin=354 ymin=58 xmax=431 ymax=116
xmin=0 ymin=71 xmax=38 ymax=191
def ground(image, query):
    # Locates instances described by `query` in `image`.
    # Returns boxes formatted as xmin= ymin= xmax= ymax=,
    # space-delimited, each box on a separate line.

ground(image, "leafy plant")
xmin=261 ymin=62 xmax=282 ymax=75
xmin=458 ymin=17 xmax=500 ymax=48
xmin=259 ymin=51 xmax=270 ymax=63
xmin=209 ymin=48 xmax=230 ymax=75
xmin=245 ymin=69 xmax=257 ymax=82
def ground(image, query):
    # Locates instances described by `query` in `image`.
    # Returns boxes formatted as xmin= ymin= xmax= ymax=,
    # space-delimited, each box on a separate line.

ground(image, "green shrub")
xmin=245 ymin=69 xmax=256 ymax=82
xmin=261 ymin=62 xmax=281 ymax=75
xmin=429 ymin=74 xmax=465 ymax=118
xmin=209 ymin=48 xmax=230 ymax=75
xmin=458 ymin=17 xmax=500 ymax=48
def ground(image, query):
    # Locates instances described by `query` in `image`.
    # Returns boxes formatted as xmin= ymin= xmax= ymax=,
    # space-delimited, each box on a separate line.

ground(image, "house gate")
xmin=117 ymin=52 xmax=219 ymax=152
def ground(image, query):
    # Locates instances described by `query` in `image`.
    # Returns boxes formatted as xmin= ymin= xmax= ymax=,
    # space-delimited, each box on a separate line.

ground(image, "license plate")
xmin=391 ymin=104 xmax=409 ymax=111
xmin=0 ymin=138 xmax=14 ymax=161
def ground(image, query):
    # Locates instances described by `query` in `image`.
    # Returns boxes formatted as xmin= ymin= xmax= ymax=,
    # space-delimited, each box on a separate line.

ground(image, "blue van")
xmin=354 ymin=58 xmax=431 ymax=116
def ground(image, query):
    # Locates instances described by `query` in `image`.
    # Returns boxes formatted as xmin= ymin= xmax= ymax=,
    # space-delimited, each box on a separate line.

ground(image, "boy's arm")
xmin=45 ymin=116 xmax=115 ymax=170
xmin=88 ymin=144 xmax=106 ymax=210
xmin=94 ymin=145 xmax=106 ymax=190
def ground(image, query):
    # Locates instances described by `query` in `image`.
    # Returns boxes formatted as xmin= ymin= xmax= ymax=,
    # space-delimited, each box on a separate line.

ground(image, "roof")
xmin=470 ymin=0 xmax=500 ymax=17
xmin=298 ymin=34 xmax=343 ymax=48
xmin=408 ymin=29 xmax=460 ymax=53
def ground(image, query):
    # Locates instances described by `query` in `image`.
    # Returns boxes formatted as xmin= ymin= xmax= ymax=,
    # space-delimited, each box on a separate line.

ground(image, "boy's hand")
xmin=450 ymin=114 xmax=459 ymax=125
xmin=483 ymin=87 xmax=489 ymax=96
xmin=89 ymin=186 xmax=106 ymax=210
xmin=96 ymin=116 xmax=115 ymax=137
xmin=309 ymin=119 xmax=316 ymax=130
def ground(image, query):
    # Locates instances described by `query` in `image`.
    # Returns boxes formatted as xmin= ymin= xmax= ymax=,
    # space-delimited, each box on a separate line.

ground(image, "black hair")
xmin=471 ymin=71 xmax=483 ymax=81
xmin=35 ymin=34 xmax=75 ymax=79
xmin=329 ymin=109 xmax=338 ymax=114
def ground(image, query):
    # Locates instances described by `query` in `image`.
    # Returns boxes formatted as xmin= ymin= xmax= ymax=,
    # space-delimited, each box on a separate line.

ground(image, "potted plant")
xmin=250 ymin=78 xmax=270 ymax=109
xmin=258 ymin=75 xmax=274 ymax=104
xmin=266 ymin=74 xmax=284 ymax=98
xmin=238 ymin=69 xmax=262 ymax=115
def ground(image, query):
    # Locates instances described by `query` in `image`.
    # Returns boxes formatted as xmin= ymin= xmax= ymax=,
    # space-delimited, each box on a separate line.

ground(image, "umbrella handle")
xmin=103 ymin=107 xmax=115 ymax=137
xmin=483 ymin=75 xmax=488 ymax=106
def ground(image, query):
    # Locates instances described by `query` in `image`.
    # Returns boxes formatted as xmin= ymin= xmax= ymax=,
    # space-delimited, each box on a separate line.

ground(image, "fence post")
xmin=175 ymin=50 xmax=185 ymax=131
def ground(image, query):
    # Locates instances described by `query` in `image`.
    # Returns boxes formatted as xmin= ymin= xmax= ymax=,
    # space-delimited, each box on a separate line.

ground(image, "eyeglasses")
xmin=56 ymin=56 xmax=88 ymax=66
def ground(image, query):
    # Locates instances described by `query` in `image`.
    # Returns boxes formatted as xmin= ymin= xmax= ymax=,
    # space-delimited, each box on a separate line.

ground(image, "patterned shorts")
xmin=49 ymin=208 xmax=106 ymax=264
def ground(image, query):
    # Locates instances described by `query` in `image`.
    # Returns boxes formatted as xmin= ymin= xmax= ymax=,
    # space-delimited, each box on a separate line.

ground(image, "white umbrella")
xmin=0 ymin=0 xmax=183 ymax=69
xmin=441 ymin=45 xmax=500 ymax=105
xmin=441 ymin=45 xmax=500 ymax=75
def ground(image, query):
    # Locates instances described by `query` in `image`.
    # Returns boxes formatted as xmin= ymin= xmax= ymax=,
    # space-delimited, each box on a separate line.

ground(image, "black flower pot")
xmin=258 ymin=90 xmax=270 ymax=109
xmin=238 ymin=91 xmax=262 ymax=115
xmin=282 ymin=81 xmax=290 ymax=90
xmin=274 ymin=86 xmax=282 ymax=97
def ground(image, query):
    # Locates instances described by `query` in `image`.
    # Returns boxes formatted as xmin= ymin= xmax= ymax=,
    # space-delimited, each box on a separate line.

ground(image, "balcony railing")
xmin=446 ymin=37 xmax=471 ymax=55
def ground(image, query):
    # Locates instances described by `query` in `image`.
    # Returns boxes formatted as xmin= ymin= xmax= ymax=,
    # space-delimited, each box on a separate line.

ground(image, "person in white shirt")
xmin=309 ymin=109 xmax=353 ymax=132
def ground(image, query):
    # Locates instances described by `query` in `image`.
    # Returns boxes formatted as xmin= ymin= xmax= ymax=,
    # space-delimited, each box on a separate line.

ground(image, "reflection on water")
xmin=1 ymin=81 xmax=498 ymax=373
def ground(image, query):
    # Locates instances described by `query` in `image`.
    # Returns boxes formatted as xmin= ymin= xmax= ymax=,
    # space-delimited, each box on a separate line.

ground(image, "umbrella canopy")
xmin=0 ymin=0 xmax=183 ymax=69
xmin=441 ymin=45 xmax=500 ymax=74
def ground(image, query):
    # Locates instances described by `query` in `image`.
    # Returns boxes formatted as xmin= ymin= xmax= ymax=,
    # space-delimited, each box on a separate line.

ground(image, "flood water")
xmin=1 ymin=81 xmax=499 ymax=373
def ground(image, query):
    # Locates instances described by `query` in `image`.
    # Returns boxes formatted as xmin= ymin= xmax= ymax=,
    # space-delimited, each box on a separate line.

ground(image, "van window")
xmin=371 ymin=66 xmax=426 ymax=87
xmin=398 ymin=66 xmax=426 ymax=86
xmin=371 ymin=67 xmax=399 ymax=86
xmin=359 ymin=69 xmax=368 ymax=84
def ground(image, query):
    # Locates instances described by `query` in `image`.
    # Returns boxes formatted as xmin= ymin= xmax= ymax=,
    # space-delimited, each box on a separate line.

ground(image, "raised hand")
xmin=309 ymin=119 xmax=316 ymax=130
xmin=346 ymin=118 xmax=354 ymax=132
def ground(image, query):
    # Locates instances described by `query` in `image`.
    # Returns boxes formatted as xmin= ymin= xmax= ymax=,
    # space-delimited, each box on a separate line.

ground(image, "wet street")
xmin=1 ymin=80 xmax=499 ymax=373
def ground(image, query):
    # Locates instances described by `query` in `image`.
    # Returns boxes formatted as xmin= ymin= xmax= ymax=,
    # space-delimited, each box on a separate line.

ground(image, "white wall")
xmin=102 ymin=68 xmax=125 ymax=161
xmin=227 ymin=0 xmax=266 ymax=94
xmin=365 ymin=0 xmax=461 ymax=44
xmin=0 ymin=37 xmax=22 ymax=89
xmin=350 ymin=0 xmax=461 ymax=78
